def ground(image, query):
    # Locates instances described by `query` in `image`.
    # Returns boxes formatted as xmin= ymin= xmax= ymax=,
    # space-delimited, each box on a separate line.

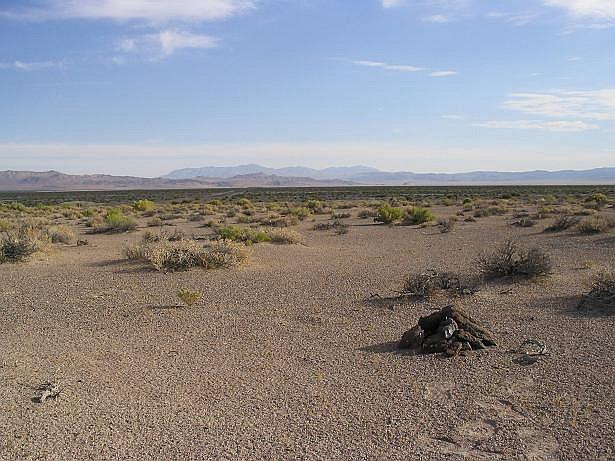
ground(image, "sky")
xmin=0 ymin=0 xmax=614 ymax=177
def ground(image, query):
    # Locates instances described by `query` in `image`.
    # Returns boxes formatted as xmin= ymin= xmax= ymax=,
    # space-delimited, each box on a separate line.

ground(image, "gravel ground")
xmin=1 ymin=206 xmax=614 ymax=460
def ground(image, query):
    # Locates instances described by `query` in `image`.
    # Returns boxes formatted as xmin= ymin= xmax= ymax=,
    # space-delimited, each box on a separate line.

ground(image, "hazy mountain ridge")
xmin=1 ymin=167 xmax=614 ymax=191
xmin=165 ymin=165 xmax=379 ymax=180
xmin=0 ymin=170 xmax=354 ymax=191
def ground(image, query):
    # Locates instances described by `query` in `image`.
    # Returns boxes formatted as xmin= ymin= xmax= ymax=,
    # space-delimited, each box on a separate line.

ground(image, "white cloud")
xmin=543 ymin=0 xmax=615 ymax=19
xmin=2 ymin=0 xmax=254 ymax=23
xmin=0 ymin=60 xmax=65 ymax=71
xmin=430 ymin=70 xmax=457 ymax=77
xmin=381 ymin=0 xmax=406 ymax=8
xmin=352 ymin=60 xmax=425 ymax=72
xmin=441 ymin=114 xmax=464 ymax=119
xmin=421 ymin=14 xmax=450 ymax=23
xmin=475 ymin=119 xmax=599 ymax=132
xmin=118 ymin=30 xmax=218 ymax=59
xmin=504 ymin=89 xmax=615 ymax=120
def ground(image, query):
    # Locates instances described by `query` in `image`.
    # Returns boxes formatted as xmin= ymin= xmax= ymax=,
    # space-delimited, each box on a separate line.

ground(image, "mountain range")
xmin=0 ymin=166 xmax=614 ymax=191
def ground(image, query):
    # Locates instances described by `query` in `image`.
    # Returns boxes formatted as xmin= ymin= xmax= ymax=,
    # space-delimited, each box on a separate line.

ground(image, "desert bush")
xmin=585 ymin=193 xmax=608 ymax=209
xmin=357 ymin=209 xmax=378 ymax=219
xmin=579 ymin=271 xmax=615 ymax=311
xmin=125 ymin=235 xmax=246 ymax=271
xmin=215 ymin=225 xmax=270 ymax=244
xmin=89 ymin=209 xmax=137 ymax=234
xmin=511 ymin=218 xmax=536 ymax=228
xmin=133 ymin=199 xmax=155 ymax=212
xmin=47 ymin=225 xmax=75 ymax=244
xmin=147 ymin=217 xmax=163 ymax=227
xmin=437 ymin=217 xmax=456 ymax=233
xmin=237 ymin=198 xmax=253 ymax=209
xmin=313 ymin=219 xmax=349 ymax=234
xmin=402 ymin=207 xmax=436 ymax=225
xmin=332 ymin=212 xmax=351 ymax=219
xmin=478 ymin=241 xmax=552 ymax=279
xmin=544 ymin=215 xmax=580 ymax=232
xmin=177 ymin=288 xmax=201 ymax=307
xmin=0 ymin=224 xmax=50 ymax=263
xmin=402 ymin=270 xmax=478 ymax=298
xmin=288 ymin=207 xmax=311 ymax=220
xmin=374 ymin=203 xmax=404 ymax=224
xmin=577 ymin=215 xmax=614 ymax=234
xmin=266 ymin=228 xmax=305 ymax=244
xmin=0 ymin=218 xmax=13 ymax=232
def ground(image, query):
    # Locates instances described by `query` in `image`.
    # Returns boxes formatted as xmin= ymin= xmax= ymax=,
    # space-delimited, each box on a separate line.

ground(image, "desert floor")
xmin=1 ymin=205 xmax=614 ymax=460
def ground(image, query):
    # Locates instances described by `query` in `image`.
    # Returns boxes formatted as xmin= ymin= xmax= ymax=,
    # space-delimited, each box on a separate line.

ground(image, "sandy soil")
xmin=1 ymin=206 xmax=614 ymax=460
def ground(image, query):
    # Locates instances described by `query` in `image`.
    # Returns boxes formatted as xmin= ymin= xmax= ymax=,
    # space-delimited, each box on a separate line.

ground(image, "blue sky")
xmin=1 ymin=0 xmax=614 ymax=176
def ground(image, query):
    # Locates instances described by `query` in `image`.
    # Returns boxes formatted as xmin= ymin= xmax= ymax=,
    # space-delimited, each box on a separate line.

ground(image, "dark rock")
xmin=399 ymin=325 xmax=424 ymax=349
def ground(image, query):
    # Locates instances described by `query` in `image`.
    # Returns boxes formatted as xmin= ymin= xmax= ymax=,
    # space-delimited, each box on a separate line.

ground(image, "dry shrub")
xmin=478 ymin=241 xmax=552 ymax=279
xmin=125 ymin=234 xmax=246 ymax=272
xmin=402 ymin=270 xmax=478 ymax=298
xmin=437 ymin=217 xmax=456 ymax=233
xmin=47 ymin=225 xmax=75 ymax=244
xmin=545 ymin=215 xmax=580 ymax=232
xmin=577 ymin=215 xmax=614 ymax=234
xmin=357 ymin=209 xmax=378 ymax=219
xmin=579 ymin=271 xmax=615 ymax=311
xmin=0 ymin=224 xmax=50 ymax=263
xmin=266 ymin=228 xmax=304 ymax=244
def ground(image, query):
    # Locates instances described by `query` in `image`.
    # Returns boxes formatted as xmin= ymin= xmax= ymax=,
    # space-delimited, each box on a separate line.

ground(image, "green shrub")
xmin=374 ymin=203 xmax=404 ymax=224
xmin=133 ymin=199 xmax=155 ymax=212
xmin=403 ymin=207 xmax=436 ymax=225
xmin=215 ymin=225 xmax=270 ymax=244
xmin=289 ymin=207 xmax=311 ymax=220
xmin=177 ymin=288 xmax=201 ymax=307
xmin=89 ymin=209 xmax=137 ymax=234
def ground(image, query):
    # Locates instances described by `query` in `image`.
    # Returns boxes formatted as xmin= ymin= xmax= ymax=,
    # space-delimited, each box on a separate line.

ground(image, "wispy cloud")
xmin=0 ymin=60 xmax=65 ymax=71
xmin=475 ymin=120 xmax=599 ymax=132
xmin=430 ymin=70 xmax=457 ymax=77
xmin=381 ymin=0 xmax=406 ymax=8
xmin=351 ymin=60 xmax=458 ymax=78
xmin=352 ymin=60 xmax=425 ymax=72
xmin=441 ymin=114 xmax=464 ymax=119
xmin=118 ymin=30 xmax=218 ymax=59
xmin=504 ymin=89 xmax=615 ymax=121
xmin=421 ymin=14 xmax=450 ymax=23
xmin=543 ymin=0 xmax=615 ymax=19
xmin=1 ymin=0 xmax=254 ymax=23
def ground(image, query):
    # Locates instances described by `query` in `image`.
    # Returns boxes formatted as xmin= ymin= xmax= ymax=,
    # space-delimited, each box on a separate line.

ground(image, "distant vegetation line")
xmin=2 ymin=185 xmax=615 ymax=206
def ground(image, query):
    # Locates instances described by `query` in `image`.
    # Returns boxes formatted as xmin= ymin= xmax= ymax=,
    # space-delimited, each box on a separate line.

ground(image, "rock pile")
xmin=399 ymin=305 xmax=496 ymax=356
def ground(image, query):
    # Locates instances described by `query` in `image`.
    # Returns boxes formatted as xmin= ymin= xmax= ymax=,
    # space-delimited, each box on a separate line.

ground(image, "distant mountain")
xmin=1 ymin=167 xmax=614 ymax=191
xmin=352 ymin=167 xmax=615 ymax=185
xmin=165 ymin=164 xmax=615 ymax=185
xmin=165 ymin=164 xmax=379 ymax=180
xmin=0 ymin=170 xmax=354 ymax=191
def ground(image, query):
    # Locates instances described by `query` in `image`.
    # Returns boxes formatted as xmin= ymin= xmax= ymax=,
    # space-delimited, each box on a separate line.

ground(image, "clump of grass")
xmin=177 ymin=288 xmax=201 ymax=307
xmin=0 ymin=218 xmax=13 ymax=232
xmin=402 ymin=206 xmax=436 ymax=225
xmin=0 ymin=224 xmax=50 ymax=263
xmin=579 ymin=271 xmax=615 ymax=311
xmin=331 ymin=212 xmax=351 ymax=219
xmin=478 ymin=241 xmax=552 ymax=280
xmin=47 ymin=225 xmax=75 ymax=244
xmin=215 ymin=225 xmax=270 ymax=244
xmin=288 ymin=207 xmax=311 ymax=220
xmin=544 ymin=215 xmax=580 ymax=232
xmin=374 ymin=203 xmax=404 ymax=224
xmin=89 ymin=209 xmax=137 ymax=234
xmin=125 ymin=234 xmax=247 ymax=272
xmin=266 ymin=228 xmax=305 ymax=244
xmin=577 ymin=215 xmax=614 ymax=234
